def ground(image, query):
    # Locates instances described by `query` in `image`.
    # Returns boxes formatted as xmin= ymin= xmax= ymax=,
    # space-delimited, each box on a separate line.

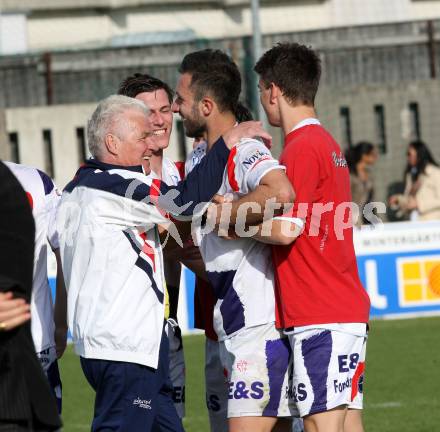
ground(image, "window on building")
xmin=374 ymin=105 xmax=387 ymax=154
xmin=176 ymin=120 xmax=188 ymax=161
xmin=8 ymin=132 xmax=20 ymax=163
xmin=408 ymin=102 xmax=421 ymax=140
xmin=42 ymin=129 xmax=54 ymax=178
xmin=76 ymin=127 xmax=87 ymax=163
xmin=339 ymin=106 xmax=352 ymax=148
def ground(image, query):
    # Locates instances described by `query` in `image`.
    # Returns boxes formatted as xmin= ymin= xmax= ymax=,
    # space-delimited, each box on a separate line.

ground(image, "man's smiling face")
xmin=107 ymin=109 xmax=154 ymax=174
xmin=135 ymin=89 xmax=173 ymax=152
xmin=172 ymin=73 xmax=207 ymax=139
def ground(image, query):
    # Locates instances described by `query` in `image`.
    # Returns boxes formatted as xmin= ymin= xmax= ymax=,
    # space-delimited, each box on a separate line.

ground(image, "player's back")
xmin=274 ymin=123 xmax=370 ymax=328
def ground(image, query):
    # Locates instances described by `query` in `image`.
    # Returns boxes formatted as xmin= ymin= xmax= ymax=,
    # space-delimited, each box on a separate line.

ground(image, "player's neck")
xmin=279 ymin=103 xmax=317 ymax=136
xmin=150 ymin=150 xmax=164 ymax=179
xmin=206 ymin=112 xmax=236 ymax=152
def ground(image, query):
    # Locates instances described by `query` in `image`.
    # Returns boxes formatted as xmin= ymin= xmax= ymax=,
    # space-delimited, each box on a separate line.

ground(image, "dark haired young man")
xmin=118 ymin=73 xmax=187 ymax=419
xmin=185 ymin=102 xmax=256 ymax=432
xmin=173 ymin=48 xmax=298 ymax=432
xmin=252 ymin=43 xmax=370 ymax=432
xmin=118 ymin=74 xmax=177 ymax=178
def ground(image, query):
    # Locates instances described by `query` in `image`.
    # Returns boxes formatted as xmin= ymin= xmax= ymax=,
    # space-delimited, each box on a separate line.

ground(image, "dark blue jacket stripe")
xmin=134 ymin=257 xmax=164 ymax=304
xmin=64 ymin=137 xmax=230 ymax=216
xmin=37 ymin=169 xmax=55 ymax=195
xmin=122 ymin=231 xmax=164 ymax=304
xmin=156 ymin=137 xmax=230 ymax=216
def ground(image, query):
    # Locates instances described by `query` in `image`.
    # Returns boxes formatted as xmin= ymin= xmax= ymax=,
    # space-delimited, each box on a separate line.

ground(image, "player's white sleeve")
xmin=46 ymin=182 xmax=61 ymax=250
xmin=233 ymin=139 xmax=285 ymax=193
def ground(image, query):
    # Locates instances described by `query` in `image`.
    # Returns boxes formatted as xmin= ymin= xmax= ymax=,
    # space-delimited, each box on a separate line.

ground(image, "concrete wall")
xmin=4 ymin=79 xmax=440 ymax=204
xmin=6 ymin=104 xmax=95 ymax=186
xmin=1 ymin=0 xmax=440 ymax=53
xmin=0 ymin=110 xmax=10 ymax=160
xmin=1 ymin=19 xmax=439 ymax=111
xmin=316 ymin=80 xmax=440 ymax=206
xmin=4 ymin=103 xmax=189 ymax=188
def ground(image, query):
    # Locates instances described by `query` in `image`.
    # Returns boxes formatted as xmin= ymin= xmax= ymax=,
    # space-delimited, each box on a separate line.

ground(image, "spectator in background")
xmin=345 ymin=141 xmax=378 ymax=226
xmin=389 ymin=140 xmax=440 ymax=221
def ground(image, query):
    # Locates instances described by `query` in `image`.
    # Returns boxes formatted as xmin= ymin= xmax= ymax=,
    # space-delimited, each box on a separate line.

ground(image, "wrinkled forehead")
xmin=114 ymin=108 xmax=151 ymax=135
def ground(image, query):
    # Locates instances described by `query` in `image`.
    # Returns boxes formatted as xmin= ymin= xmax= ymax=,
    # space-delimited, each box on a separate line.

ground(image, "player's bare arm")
xmin=251 ymin=216 xmax=304 ymax=245
xmin=209 ymin=168 xmax=295 ymax=229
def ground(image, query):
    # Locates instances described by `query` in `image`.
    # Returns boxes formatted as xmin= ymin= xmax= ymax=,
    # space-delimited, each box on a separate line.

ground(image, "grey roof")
xmin=110 ymin=30 xmax=198 ymax=47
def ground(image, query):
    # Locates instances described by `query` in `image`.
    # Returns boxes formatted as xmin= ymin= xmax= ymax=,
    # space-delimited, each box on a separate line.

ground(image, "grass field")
xmin=59 ymin=317 xmax=440 ymax=432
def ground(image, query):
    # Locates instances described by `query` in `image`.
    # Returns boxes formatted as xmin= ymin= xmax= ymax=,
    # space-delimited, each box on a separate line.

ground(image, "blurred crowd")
xmin=346 ymin=140 xmax=440 ymax=226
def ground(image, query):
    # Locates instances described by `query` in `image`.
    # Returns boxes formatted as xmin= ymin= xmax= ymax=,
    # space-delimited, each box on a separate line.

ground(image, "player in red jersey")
xmin=232 ymin=43 xmax=370 ymax=432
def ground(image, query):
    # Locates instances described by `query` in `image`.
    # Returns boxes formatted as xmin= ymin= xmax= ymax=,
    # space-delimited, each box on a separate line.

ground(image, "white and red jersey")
xmin=148 ymin=156 xmax=184 ymax=317
xmin=149 ymin=156 xmax=183 ymax=187
xmin=187 ymin=139 xmax=284 ymax=341
xmin=4 ymin=162 xmax=60 ymax=353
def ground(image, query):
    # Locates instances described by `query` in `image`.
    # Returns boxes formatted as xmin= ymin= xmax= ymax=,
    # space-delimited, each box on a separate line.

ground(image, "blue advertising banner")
xmin=354 ymin=221 xmax=440 ymax=319
xmin=48 ymin=220 xmax=440 ymax=335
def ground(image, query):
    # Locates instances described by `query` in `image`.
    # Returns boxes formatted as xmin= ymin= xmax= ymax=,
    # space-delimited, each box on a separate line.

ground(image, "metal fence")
xmin=0 ymin=19 xmax=439 ymax=109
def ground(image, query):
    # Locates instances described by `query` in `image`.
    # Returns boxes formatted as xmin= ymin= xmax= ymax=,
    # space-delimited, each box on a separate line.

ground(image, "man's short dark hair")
xmin=178 ymin=49 xmax=241 ymax=113
xmin=235 ymin=102 xmax=253 ymax=122
xmin=254 ymin=43 xmax=321 ymax=106
xmin=118 ymin=73 xmax=173 ymax=103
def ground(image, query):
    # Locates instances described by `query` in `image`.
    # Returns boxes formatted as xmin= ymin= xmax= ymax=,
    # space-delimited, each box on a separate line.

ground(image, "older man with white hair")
xmin=57 ymin=95 xmax=270 ymax=432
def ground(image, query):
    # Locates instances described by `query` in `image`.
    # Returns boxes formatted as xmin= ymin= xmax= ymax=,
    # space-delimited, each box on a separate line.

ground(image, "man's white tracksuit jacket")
xmin=57 ymin=138 xmax=230 ymax=369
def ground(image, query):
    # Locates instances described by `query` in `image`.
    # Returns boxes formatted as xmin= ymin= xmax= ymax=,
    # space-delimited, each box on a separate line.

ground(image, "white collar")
xmin=290 ymin=118 xmax=321 ymax=133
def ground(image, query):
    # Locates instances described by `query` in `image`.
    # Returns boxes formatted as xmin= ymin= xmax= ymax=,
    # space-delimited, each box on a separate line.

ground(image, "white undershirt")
xmin=290 ymin=117 xmax=321 ymax=134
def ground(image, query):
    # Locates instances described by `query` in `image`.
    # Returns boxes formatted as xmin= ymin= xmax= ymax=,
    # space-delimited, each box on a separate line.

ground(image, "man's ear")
xmin=200 ymin=97 xmax=215 ymax=117
xmin=104 ymin=133 xmax=118 ymax=156
xmin=269 ymin=83 xmax=280 ymax=104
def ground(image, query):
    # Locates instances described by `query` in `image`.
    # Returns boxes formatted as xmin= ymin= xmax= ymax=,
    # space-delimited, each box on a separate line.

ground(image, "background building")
xmin=0 ymin=0 xmax=439 ymax=212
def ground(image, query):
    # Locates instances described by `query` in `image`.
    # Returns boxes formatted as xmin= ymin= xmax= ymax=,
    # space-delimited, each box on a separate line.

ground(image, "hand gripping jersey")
xmin=58 ymin=139 xmax=230 ymax=369
xmin=187 ymin=139 xmax=284 ymax=341
xmin=4 ymin=162 xmax=60 ymax=353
